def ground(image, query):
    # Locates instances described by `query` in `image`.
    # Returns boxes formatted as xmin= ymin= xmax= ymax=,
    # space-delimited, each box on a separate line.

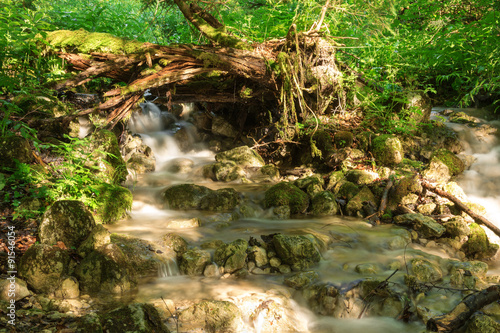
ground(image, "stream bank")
xmin=2 ymin=102 xmax=500 ymax=332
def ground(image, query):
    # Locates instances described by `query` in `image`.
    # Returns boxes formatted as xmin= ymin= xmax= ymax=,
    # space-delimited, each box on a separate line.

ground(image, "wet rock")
xmin=94 ymin=185 xmax=132 ymax=224
xmin=284 ymin=271 xmax=319 ymax=289
xmin=393 ymin=213 xmax=445 ymax=238
xmin=325 ymin=170 xmax=344 ymax=190
xmin=179 ymin=300 xmax=244 ymax=333
xmin=345 ymin=186 xmax=375 ymax=217
xmin=214 ymin=239 xmax=248 ymax=274
xmin=77 ymin=224 xmax=111 ymax=258
xmin=272 ymin=234 xmax=321 ymax=270
xmin=260 ymin=164 xmax=280 ymax=181
xmin=409 ymin=257 xmax=443 ymax=283
xmin=122 ymin=134 xmax=155 ymax=174
xmin=249 ymin=246 xmax=268 ymax=267
xmin=389 ymin=175 xmax=422 ymax=210
xmin=302 ymin=282 xmax=340 ymax=316
xmin=165 ymin=217 xmax=200 ymax=229
xmin=18 ymin=244 xmax=72 ymax=293
xmin=0 ymin=135 xmax=33 ymax=168
xmin=294 ymin=174 xmax=324 ymax=198
xmin=372 ymin=134 xmax=403 ymax=166
xmin=345 ymin=169 xmax=379 ymax=185
xmin=311 ymin=191 xmax=338 ymax=216
xmin=431 ymin=149 xmax=465 ymax=177
xmin=75 ymin=244 xmax=137 ymax=294
xmin=39 ymin=200 xmax=96 ymax=248
xmin=462 ymin=223 xmax=499 ymax=260
xmin=74 ymin=312 xmax=103 ymax=332
xmin=157 ymin=233 xmax=188 ymax=259
xmin=200 ymin=188 xmax=241 ymax=211
xmin=165 ymin=158 xmax=193 ymax=174
xmin=179 ymin=248 xmax=211 ymax=276
xmin=0 ymin=277 xmax=31 ymax=301
xmin=264 ymin=182 xmax=309 ymax=214
xmin=215 ymin=145 xmax=265 ymax=168
xmin=127 ymin=152 xmax=156 ymax=174
xmin=102 ymin=303 xmax=169 ymax=333
xmin=88 ymin=129 xmax=128 ymax=184
xmin=111 ymin=234 xmax=166 ymax=277
xmin=443 ymin=216 xmax=471 ymax=239
xmin=355 ymin=263 xmax=380 ymax=275
xmin=203 ymin=161 xmax=246 ymax=182
xmin=448 ymin=111 xmax=479 ymax=124
xmin=465 ymin=313 xmax=500 ymax=333
xmin=332 ymin=180 xmax=360 ymax=201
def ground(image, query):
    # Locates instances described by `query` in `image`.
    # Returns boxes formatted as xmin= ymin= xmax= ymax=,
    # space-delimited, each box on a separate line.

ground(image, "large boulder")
xmin=272 ymin=234 xmax=321 ymax=271
xmin=18 ymin=244 xmax=72 ymax=293
xmin=214 ymin=239 xmax=248 ymax=274
xmin=423 ymin=149 xmax=465 ymax=182
xmin=163 ymin=184 xmax=240 ymax=211
xmin=264 ymin=182 xmax=309 ymax=214
xmin=215 ymin=146 xmax=265 ymax=168
xmin=39 ymin=200 xmax=96 ymax=248
xmin=102 ymin=303 xmax=170 ymax=333
xmin=294 ymin=175 xmax=324 ymax=198
xmin=178 ymin=300 xmax=244 ymax=333
xmin=372 ymin=134 xmax=403 ymax=166
xmin=75 ymin=244 xmax=137 ymax=294
xmin=77 ymin=224 xmax=111 ymax=258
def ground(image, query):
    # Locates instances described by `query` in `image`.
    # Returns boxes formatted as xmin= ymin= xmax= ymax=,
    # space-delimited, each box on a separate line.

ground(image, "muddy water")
xmin=106 ymin=104 xmax=498 ymax=332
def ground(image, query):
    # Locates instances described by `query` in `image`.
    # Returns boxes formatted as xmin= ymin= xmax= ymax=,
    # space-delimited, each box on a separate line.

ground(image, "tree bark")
xmin=421 ymin=180 xmax=500 ymax=238
xmin=426 ymin=285 xmax=500 ymax=332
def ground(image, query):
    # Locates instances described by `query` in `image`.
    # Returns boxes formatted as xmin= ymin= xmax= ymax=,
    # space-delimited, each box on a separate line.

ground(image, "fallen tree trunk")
xmin=426 ymin=285 xmax=500 ymax=332
xmin=421 ymin=180 xmax=500 ymax=238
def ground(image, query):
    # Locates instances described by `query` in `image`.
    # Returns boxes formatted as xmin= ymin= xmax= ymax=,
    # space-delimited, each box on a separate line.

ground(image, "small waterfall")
xmin=158 ymin=257 xmax=180 ymax=277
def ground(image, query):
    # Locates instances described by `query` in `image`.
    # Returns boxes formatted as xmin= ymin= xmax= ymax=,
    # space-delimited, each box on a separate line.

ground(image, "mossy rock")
xmin=345 ymin=169 xmax=378 ymax=185
xmin=88 ymin=129 xmax=128 ymax=184
xmin=410 ymin=258 xmax=443 ymax=283
xmin=312 ymin=130 xmax=335 ymax=157
xmin=325 ymin=170 xmax=345 ymax=190
xmin=94 ymin=185 xmax=132 ymax=224
xmin=74 ymin=244 xmax=137 ymax=294
xmin=333 ymin=180 xmax=360 ymax=201
xmin=345 ymin=186 xmax=375 ymax=217
xmin=18 ymin=244 xmax=72 ymax=294
xmin=393 ymin=213 xmax=446 ymax=238
xmin=214 ymin=239 xmax=248 ymax=273
xmin=284 ymin=271 xmax=319 ymax=290
xmin=178 ymin=300 xmax=243 ymax=333
xmin=264 ymin=182 xmax=309 ymax=214
xmin=157 ymin=233 xmax=188 ymax=259
xmin=448 ymin=111 xmax=478 ymax=125
xmin=215 ymin=145 xmax=265 ymax=167
xmin=39 ymin=200 xmax=96 ymax=248
xmin=77 ymin=224 xmax=111 ymax=258
xmin=310 ymin=191 xmax=338 ymax=216
xmin=465 ymin=314 xmax=500 ymax=333
xmin=199 ymin=188 xmax=241 ymax=211
xmin=388 ymin=175 xmax=422 ymax=209
xmin=102 ymin=303 xmax=169 ymax=333
xmin=272 ymin=234 xmax=321 ymax=270
xmin=0 ymin=136 xmax=33 ymax=169
xmin=163 ymin=184 xmax=212 ymax=209
xmin=179 ymin=248 xmax=212 ymax=276
xmin=334 ymin=131 xmax=354 ymax=148
xmin=356 ymin=131 xmax=376 ymax=152
xmin=462 ymin=223 xmax=499 ymax=260
xmin=429 ymin=149 xmax=465 ymax=177
xmin=294 ymin=174 xmax=324 ymax=198
xmin=372 ymin=134 xmax=403 ymax=166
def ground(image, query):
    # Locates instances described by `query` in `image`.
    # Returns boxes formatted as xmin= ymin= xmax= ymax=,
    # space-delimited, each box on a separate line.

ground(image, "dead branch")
xmin=421 ymin=180 xmax=500 ymax=238
xmin=426 ymin=285 xmax=500 ymax=332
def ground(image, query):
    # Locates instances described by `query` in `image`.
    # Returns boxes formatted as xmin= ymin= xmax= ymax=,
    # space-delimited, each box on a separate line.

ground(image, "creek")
xmin=106 ymin=104 xmax=500 ymax=333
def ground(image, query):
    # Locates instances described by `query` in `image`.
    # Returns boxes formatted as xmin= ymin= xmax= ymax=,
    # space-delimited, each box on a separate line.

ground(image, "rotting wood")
xmin=421 ymin=180 xmax=500 ymax=238
xmin=426 ymin=285 xmax=500 ymax=332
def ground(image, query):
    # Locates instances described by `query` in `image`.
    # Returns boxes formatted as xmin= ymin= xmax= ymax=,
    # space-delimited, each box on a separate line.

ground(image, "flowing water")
xmin=106 ymin=104 xmax=500 ymax=332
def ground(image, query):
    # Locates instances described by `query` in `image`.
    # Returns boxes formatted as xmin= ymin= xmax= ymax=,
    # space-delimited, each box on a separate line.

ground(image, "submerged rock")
xmin=39 ymin=200 xmax=96 ymax=248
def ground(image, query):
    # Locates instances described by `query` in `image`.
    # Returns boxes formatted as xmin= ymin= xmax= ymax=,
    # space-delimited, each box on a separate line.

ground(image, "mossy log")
xmin=426 ymin=285 xmax=500 ymax=332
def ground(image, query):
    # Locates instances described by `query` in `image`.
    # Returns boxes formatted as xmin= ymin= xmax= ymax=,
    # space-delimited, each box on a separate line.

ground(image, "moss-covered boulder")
xmin=87 ymin=129 xmax=128 ymax=184
xmin=345 ymin=186 xmax=376 ymax=217
xmin=178 ymin=300 xmax=244 ymax=333
xmin=345 ymin=169 xmax=379 ymax=185
xmin=272 ymin=234 xmax=321 ymax=271
xmin=179 ymin=248 xmax=212 ymax=276
xmin=111 ymin=234 xmax=166 ymax=277
xmin=215 ymin=145 xmax=265 ymax=167
xmin=18 ymin=244 xmax=72 ymax=293
xmin=465 ymin=314 xmax=500 ymax=333
xmin=75 ymin=244 xmax=137 ymax=294
xmin=77 ymin=224 xmax=111 ymax=258
xmin=332 ymin=180 xmax=360 ymax=201
xmin=0 ymin=135 xmax=33 ymax=169
xmin=448 ymin=111 xmax=478 ymax=124
xmin=163 ymin=184 xmax=212 ymax=209
xmin=0 ymin=277 xmax=30 ymax=301
xmin=294 ymin=175 xmax=325 ymax=198
xmin=94 ymin=185 xmax=132 ymax=224
xmin=409 ymin=257 xmax=443 ymax=283
xmin=334 ymin=131 xmax=354 ymax=148
xmin=372 ymin=134 xmax=403 ymax=166
xmin=325 ymin=170 xmax=345 ymax=190
xmin=157 ymin=233 xmax=188 ymax=260
xmin=39 ymin=200 xmax=96 ymax=248
xmin=102 ymin=303 xmax=170 ymax=333
xmin=264 ymin=182 xmax=309 ymax=214
xmin=388 ymin=175 xmax=423 ymax=210
xmin=393 ymin=213 xmax=445 ymax=238
xmin=203 ymin=161 xmax=246 ymax=182
xmin=214 ymin=239 xmax=248 ymax=274
xmin=311 ymin=191 xmax=338 ymax=216
xmin=284 ymin=271 xmax=320 ymax=290
xmin=200 ymin=188 xmax=241 ymax=211
xmin=443 ymin=216 xmax=471 ymax=239
xmin=462 ymin=223 xmax=499 ymax=260
xmin=428 ymin=149 xmax=465 ymax=177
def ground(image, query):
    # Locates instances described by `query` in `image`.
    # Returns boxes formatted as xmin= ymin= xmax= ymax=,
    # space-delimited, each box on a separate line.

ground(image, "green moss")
xmin=334 ymin=131 xmax=354 ymax=148
xmin=372 ymin=134 xmax=403 ymax=166
xmin=430 ymin=149 xmax=465 ymax=176
xmin=264 ymin=182 xmax=309 ymax=214
xmin=94 ymin=186 xmax=132 ymax=224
